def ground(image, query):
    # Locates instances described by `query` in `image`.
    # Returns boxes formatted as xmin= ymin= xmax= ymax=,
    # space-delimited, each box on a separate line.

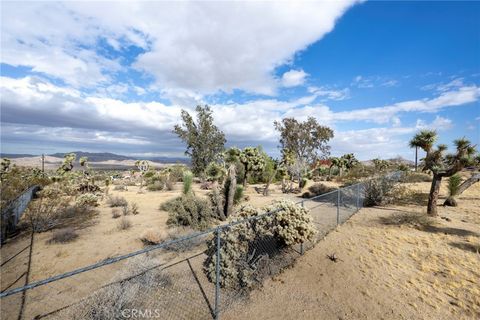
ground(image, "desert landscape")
xmin=1 ymin=1 xmax=479 ymax=320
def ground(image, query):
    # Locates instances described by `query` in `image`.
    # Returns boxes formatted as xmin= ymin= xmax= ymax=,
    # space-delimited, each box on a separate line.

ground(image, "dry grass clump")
xmin=111 ymin=208 xmax=121 ymax=219
xmin=107 ymin=195 xmax=128 ymax=207
xmin=113 ymin=185 xmax=128 ymax=191
xmin=301 ymin=183 xmax=337 ymax=198
xmin=117 ymin=217 xmax=132 ymax=230
xmin=47 ymin=227 xmax=78 ymax=244
xmin=140 ymin=229 xmax=168 ymax=245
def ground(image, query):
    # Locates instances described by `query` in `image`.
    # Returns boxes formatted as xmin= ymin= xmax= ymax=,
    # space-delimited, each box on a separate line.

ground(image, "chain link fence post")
xmin=300 ymin=201 xmax=304 ymax=255
xmin=214 ymin=227 xmax=222 ymax=320
xmin=356 ymin=183 xmax=360 ymax=212
xmin=336 ymin=189 xmax=340 ymax=225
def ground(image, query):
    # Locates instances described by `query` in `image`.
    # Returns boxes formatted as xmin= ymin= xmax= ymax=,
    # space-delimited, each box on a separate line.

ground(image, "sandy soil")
xmin=0 ymin=181 xmax=308 ymax=319
xmin=223 ymin=178 xmax=480 ymax=320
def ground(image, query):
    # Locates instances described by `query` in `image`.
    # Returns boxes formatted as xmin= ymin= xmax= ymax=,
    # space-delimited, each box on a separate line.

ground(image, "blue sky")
xmin=1 ymin=1 xmax=479 ymax=160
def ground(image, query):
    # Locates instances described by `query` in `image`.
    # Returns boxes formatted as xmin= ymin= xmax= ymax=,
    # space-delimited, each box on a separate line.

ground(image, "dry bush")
xmin=22 ymin=190 xmax=68 ymax=232
xmin=75 ymin=193 xmax=99 ymax=207
xmin=363 ymin=176 xmax=401 ymax=207
xmin=111 ymin=208 xmax=121 ymax=219
xmin=122 ymin=204 xmax=130 ymax=216
xmin=107 ymin=195 xmax=128 ymax=207
xmin=117 ymin=217 xmax=132 ymax=230
xmin=401 ymin=172 xmax=432 ymax=183
xmin=146 ymin=180 xmax=163 ymax=191
xmin=130 ymin=202 xmax=139 ymax=215
xmin=113 ymin=185 xmax=128 ymax=191
xmin=301 ymin=183 xmax=337 ymax=198
xmin=160 ymin=195 xmax=213 ymax=230
xmin=140 ymin=230 xmax=167 ymax=245
xmin=161 ymin=226 xmax=205 ymax=252
xmin=47 ymin=227 xmax=78 ymax=244
xmin=200 ymin=181 xmax=213 ymax=190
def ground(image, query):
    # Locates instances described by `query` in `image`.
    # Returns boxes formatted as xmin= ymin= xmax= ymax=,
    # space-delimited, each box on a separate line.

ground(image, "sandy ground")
xmin=0 ymin=181 xmax=308 ymax=319
xmin=2 ymin=175 xmax=478 ymax=319
xmin=223 ymin=178 xmax=480 ymax=320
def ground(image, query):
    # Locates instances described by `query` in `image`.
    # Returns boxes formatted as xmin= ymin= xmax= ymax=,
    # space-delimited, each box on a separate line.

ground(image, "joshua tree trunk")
xmin=443 ymin=173 xmax=480 ymax=206
xmin=414 ymin=146 xmax=418 ymax=172
xmin=225 ymin=164 xmax=237 ymax=218
xmin=427 ymin=174 xmax=443 ymax=216
xmin=243 ymin=170 xmax=248 ymax=187
xmin=212 ymin=181 xmax=226 ymax=221
xmin=263 ymin=167 xmax=279 ymax=196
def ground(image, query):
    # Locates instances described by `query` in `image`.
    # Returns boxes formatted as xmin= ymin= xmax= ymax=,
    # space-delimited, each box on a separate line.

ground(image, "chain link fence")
xmin=1 ymin=173 xmax=402 ymax=320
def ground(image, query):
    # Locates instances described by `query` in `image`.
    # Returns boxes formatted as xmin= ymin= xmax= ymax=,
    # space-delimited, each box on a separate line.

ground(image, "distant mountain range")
xmin=1 ymin=151 xmax=190 ymax=164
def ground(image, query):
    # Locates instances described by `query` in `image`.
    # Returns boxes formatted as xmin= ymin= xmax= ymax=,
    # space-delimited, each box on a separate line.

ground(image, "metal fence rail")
xmin=0 ymin=173 xmax=401 ymax=320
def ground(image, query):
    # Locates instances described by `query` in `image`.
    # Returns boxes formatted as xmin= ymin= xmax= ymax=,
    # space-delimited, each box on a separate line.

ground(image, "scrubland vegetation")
xmin=1 ymin=106 xmax=479 ymax=320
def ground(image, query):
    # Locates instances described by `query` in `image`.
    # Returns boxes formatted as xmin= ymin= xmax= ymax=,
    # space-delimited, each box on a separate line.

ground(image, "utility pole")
xmin=41 ymin=154 xmax=45 ymax=173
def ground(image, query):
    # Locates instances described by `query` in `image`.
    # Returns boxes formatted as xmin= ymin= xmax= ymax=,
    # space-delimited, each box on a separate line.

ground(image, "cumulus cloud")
xmin=1 ymin=1 xmax=359 ymax=95
xmin=281 ymin=70 xmax=309 ymax=88
xmin=1 ymin=75 xmax=475 ymax=159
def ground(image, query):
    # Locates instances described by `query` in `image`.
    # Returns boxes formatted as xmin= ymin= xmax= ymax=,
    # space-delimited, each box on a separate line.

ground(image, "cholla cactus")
xmin=239 ymin=147 xmax=266 ymax=186
xmin=264 ymin=200 xmax=317 ymax=246
xmin=205 ymin=162 xmax=226 ymax=182
xmin=135 ymin=160 xmax=150 ymax=173
xmin=204 ymin=201 xmax=316 ymax=289
xmin=76 ymin=193 xmax=99 ymax=207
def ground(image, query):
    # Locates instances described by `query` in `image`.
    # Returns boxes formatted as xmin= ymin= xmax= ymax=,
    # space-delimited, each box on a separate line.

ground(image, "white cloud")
xmin=2 ymin=76 xmax=474 ymax=160
xmin=307 ymin=86 xmax=350 ymax=101
xmin=281 ymin=69 xmax=309 ymax=88
xmin=1 ymin=1 xmax=359 ymax=95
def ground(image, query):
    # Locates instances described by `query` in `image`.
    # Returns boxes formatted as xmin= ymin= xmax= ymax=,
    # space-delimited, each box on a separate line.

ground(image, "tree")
xmin=372 ymin=158 xmax=390 ymax=172
xmin=409 ymin=130 xmax=437 ymax=172
xmin=57 ymin=153 xmax=76 ymax=175
xmin=411 ymin=130 xmax=478 ymax=216
xmin=239 ymin=147 xmax=266 ymax=187
xmin=274 ymin=117 xmax=334 ymax=188
xmin=174 ymin=105 xmax=226 ymax=175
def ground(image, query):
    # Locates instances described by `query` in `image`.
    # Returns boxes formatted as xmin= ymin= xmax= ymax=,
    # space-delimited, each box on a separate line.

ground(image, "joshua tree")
xmin=174 ymin=105 xmax=226 ymax=175
xmin=342 ymin=153 xmax=359 ymax=171
xmin=411 ymin=130 xmax=478 ymax=216
xmin=372 ymin=158 xmax=390 ymax=172
xmin=239 ymin=147 xmax=266 ymax=187
xmin=1 ymin=158 xmax=11 ymax=179
xmin=409 ymin=130 xmax=437 ymax=172
xmin=57 ymin=153 xmax=76 ymax=175
xmin=328 ymin=157 xmax=341 ymax=177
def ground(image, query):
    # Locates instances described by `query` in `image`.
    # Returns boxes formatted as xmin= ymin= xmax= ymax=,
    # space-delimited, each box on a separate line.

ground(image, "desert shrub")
xmin=140 ymin=230 xmax=167 ymax=245
xmin=448 ymin=174 xmax=462 ymax=196
xmin=302 ymin=183 xmax=337 ymax=198
xmin=59 ymin=203 xmax=97 ymax=219
xmin=75 ymin=193 xmax=99 ymax=207
xmin=107 ymin=195 xmax=128 ymax=207
xmin=111 ymin=208 xmax=121 ymax=219
xmin=182 ymin=171 xmax=193 ymax=195
xmin=168 ymin=164 xmax=187 ymax=182
xmin=113 ymin=185 xmax=128 ymax=191
xmin=234 ymin=185 xmax=244 ymax=205
xmin=121 ymin=204 xmax=130 ymax=216
xmin=47 ymin=227 xmax=78 ymax=244
xmin=200 ymin=181 xmax=213 ymax=190
xmin=161 ymin=226 xmax=204 ymax=252
xmin=165 ymin=179 xmax=174 ymax=191
xmin=146 ymin=180 xmax=163 ymax=191
xmin=363 ymin=176 xmax=399 ymax=207
xmin=22 ymin=187 xmax=68 ymax=232
xmin=299 ymin=178 xmax=308 ymax=189
xmin=160 ymin=195 xmax=213 ymax=230
xmin=130 ymin=203 xmax=139 ymax=215
xmin=117 ymin=217 xmax=132 ymax=230
xmin=204 ymin=201 xmax=316 ymax=289
xmin=401 ymin=172 xmax=432 ymax=183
